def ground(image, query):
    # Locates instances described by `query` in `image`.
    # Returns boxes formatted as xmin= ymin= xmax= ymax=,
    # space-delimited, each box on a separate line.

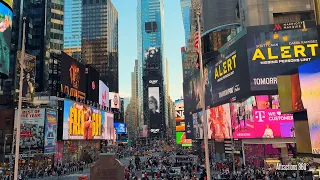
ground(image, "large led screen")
xmin=114 ymin=123 xmax=127 ymax=134
xmin=231 ymin=95 xmax=294 ymax=139
xmin=63 ymin=100 xmax=112 ymax=140
xmin=99 ymin=80 xmax=109 ymax=108
xmin=0 ymin=2 xmax=12 ymax=77
xmin=192 ymin=111 xmax=203 ymax=139
xmin=85 ymin=65 xmax=99 ymax=103
xmin=175 ymin=99 xmax=185 ymax=132
xmin=15 ymin=108 xmax=45 ymax=151
xmin=183 ymin=71 xmax=202 ymax=113
xmin=2 ymin=0 xmax=13 ymax=9
xmin=44 ymin=109 xmax=57 ymax=154
xmin=60 ymin=52 xmax=86 ymax=99
xmin=148 ymin=87 xmax=162 ymax=132
xmin=247 ymin=22 xmax=320 ymax=91
xmin=207 ymin=104 xmax=232 ymax=141
xmin=176 ymin=132 xmax=192 ymax=147
xmin=299 ymin=59 xmax=320 ymax=154
xmin=109 ymin=92 xmax=120 ymax=109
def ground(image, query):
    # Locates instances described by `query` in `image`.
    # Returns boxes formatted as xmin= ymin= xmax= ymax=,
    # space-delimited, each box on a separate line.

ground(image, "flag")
xmin=194 ymin=24 xmax=200 ymax=69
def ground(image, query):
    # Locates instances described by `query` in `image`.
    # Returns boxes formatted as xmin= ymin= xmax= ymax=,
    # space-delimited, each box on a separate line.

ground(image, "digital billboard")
xmin=60 ymin=52 xmax=86 ymax=99
xmin=99 ymin=80 xmax=109 ymax=108
xmin=85 ymin=65 xmax=99 ymax=103
xmin=1 ymin=0 xmax=13 ymax=9
xmin=207 ymin=32 xmax=251 ymax=106
xmin=109 ymin=92 xmax=119 ymax=109
xmin=148 ymin=87 xmax=161 ymax=132
xmin=231 ymin=95 xmax=295 ymax=139
xmin=140 ymin=125 xmax=148 ymax=137
xmin=207 ymin=104 xmax=232 ymax=141
xmin=192 ymin=111 xmax=203 ymax=139
xmin=176 ymin=132 xmax=192 ymax=147
xmin=44 ymin=109 xmax=57 ymax=154
xmin=246 ymin=22 xmax=320 ymax=91
xmin=0 ymin=2 xmax=12 ymax=77
xmin=175 ymin=99 xmax=185 ymax=132
xmin=114 ymin=123 xmax=127 ymax=134
xmin=144 ymin=47 xmax=161 ymax=62
xmin=183 ymin=71 xmax=202 ymax=113
xmin=298 ymin=59 xmax=320 ymax=154
xmin=15 ymin=52 xmax=36 ymax=102
xmin=63 ymin=100 xmax=107 ymax=140
xmin=104 ymin=112 xmax=114 ymax=140
xmin=15 ymin=108 xmax=45 ymax=151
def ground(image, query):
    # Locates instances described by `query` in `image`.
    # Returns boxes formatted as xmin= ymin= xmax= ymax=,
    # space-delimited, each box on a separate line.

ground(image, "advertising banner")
xmin=114 ymin=123 xmax=127 ymax=134
xmin=109 ymin=92 xmax=119 ymax=109
xmin=103 ymin=112 xmax=114 ymax=140
xmin=207 ymin=104 xmax=232 ymax=140
xmin=15 ymin=52 xmax=36 ymax=102
xmin=99 ymin=80 xmax=109 ymax=108
xmin=247 ymin=21 xmax=320 ymax=91
xmin=44 ymin=109 xmax=57 ymax=154
xmin=208 ymin=32 xmax=251 ymax=106
xmin=60 ymin=52 xmax=86 ymax=99
xmin=192 ymin=111 xmax=203 ymax=139
xmin=140 ymin=125 xmax=148 ymax=137
xmin=2 ymin=0 xmax=13 ymax=9
xmin=0 ymin=2 xmax=12 ymax=77
xmin=15 ymin=108 xmax=45 ymax=151
xmin=298 ymin=59 xmax=320 ymax=154
xmin=148 ymin=87 xmax=162 ymax=132
xmin=175 ymin=99 xmax=185 ymax=132
xmin=85 ymin=65 xmax=99 ymax=103
xmin=144 ymin=47 xmax=161 ymax=62
xmin=176 ymin=132 xmax=192 ymax=146
xmin=63 ymin=100 xmax=106 ymax=140
xmin=183 ymin=71 xmax=202 ymax=113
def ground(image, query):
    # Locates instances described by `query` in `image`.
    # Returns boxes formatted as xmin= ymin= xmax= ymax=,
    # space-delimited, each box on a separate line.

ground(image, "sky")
xmin=111 ymin=0 xmax=185 ymax=101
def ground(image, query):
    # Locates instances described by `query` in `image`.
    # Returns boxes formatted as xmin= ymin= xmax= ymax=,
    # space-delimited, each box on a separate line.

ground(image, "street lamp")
xmin=192 ymin=1 xmax=211 ymax=179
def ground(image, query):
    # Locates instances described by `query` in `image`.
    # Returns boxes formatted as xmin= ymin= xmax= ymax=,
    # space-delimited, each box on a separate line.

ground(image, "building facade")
xmin=64 ymin=0 xmax=82 ymax=62
xmin=82 ymin=0 xmax=119 ymax=92
xmin=180 ymin=0 xmax=191 ymax=47
xmin=137 ymin=0 xmax=168 ymax=139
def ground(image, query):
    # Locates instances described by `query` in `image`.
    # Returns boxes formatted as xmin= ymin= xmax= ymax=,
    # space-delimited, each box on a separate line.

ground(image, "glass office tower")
xmin=180 ymin=0 xmax=191 ymax=47
xmin=82 ymin=0 xmax=119 ymax=93
xmin=137 ymin=0 xmax=168 ymax=139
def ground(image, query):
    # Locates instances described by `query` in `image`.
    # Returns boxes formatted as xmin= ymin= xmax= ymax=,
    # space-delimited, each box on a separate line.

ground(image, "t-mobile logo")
xmin=255 ymin=111 xmax=266 ymax=122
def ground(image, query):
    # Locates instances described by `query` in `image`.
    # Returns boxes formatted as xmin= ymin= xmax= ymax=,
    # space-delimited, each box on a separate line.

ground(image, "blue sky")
xmin=111 ymin=0 xmax=185 ymax=101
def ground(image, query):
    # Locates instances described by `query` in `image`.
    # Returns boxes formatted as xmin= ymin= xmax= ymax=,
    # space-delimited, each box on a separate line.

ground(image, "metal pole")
xmin=14 ymin=17 xmax=26 ymax=180
xmin=313 ymin=0 xmax=320 ymax=25
xmin=197 ymin=13 xmax=211 ymax=180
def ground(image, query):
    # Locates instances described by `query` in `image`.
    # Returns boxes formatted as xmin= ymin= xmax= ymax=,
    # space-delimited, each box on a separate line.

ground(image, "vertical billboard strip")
xmin=175 ymin=99 xmax=185 ymax=132
xmin=99 ymin=80 xmax=109 ymax=108
xmin=246 ymin=23 xmax=319 ymax=91
xmin=85 ymin=65 xmax=100 ymax=103
xmin=148 ymin=87 xmax=161 ymax=133
xmin=15 ymin=52 xmax=36 ymax=102
xmin=105 ymin=112 xmax=114 ymax=140
xmin=109 ymin=92 xmax=120 ymax=109
xmin=0 ymin=2 xmax=12 ymax=77
xmin=298 ymin=59 xmax=320 ymax=154
xmin=44 ymin=109 xmax=58 ymax=154
xmin=15 ymin=108 xmax=45 ymax=151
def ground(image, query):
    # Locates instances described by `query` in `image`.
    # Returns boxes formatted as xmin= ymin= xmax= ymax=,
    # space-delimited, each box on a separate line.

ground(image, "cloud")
xmin=119 ymin=91 xmax=131 ymax=98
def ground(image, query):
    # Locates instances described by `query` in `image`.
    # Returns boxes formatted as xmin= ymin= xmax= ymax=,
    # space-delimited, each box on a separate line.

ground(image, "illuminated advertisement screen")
xmin=60 ymin=52 xmax=86 ymax=99
xmin=246 ymin=21 xmax=320 ymax=91
xmin=192 ymin=111 xmax=203 ymax=139
xmin=0 ymin=2 xmax=12 ymax=77
xmin=148 ymin=87 xmax=162 ymax=132
xmin=44 ymin=109 xmax=57 ymax=154
xmin=176 ymin=132 xmax=192 ymax=146
xmin=175 ymin=99 xmax=185 ymax=132
xmin=299 ymin=59 xmax=320 ymax=154
xmin=63 ymin=100 xmax=110 ymax=140
xmin=183 ymin=71 xmax=202 ymax=113
xmin=109 ymin=92 xmax=120 ymax=109
xmin=85 ymin=65 xmax=99 ymax=103
xmin=231 ymin=95 xmax=295 ymax=139
xmin=114 ymin=123 xmax=127 ymax=134
xmin=99 ymin=80 xmax=109 ymax=108
xmin=207 ymin=104 xmax=232 ymax=141
xmin=1 ymin=0 xmax=13 ymax=9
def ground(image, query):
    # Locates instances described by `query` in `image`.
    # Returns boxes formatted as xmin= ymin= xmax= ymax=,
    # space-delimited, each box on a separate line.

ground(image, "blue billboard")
xmin=114 ymin=123 xmax=127 ymax=134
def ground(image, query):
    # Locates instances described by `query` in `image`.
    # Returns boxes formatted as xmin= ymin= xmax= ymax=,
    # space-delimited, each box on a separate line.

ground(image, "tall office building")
xmin=64 ymin=0 xmax=82 ymax=62
xmin=180 ymin=0 xmax=191 ymax=47
xmin=137 ymin=0 xmax=168 ymax=139
xmin=82 ymin=0 xmax=119 ymax=92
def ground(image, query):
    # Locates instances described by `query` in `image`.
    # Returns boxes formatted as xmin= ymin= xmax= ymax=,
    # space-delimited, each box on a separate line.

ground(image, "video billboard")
xmin=109 ymin=92 xmax=119 ymax=109
xmin=176 ymin=132 xmax=192 ymax=147
xmin=15 ymin=52 xmax=36 ymax=102
xmin=114 ymin=123 xmax=127 ymax=134
xmin=298 ymin=59 xmax=320 ymax=154
xmin=99 ymin=80 xmax=109 ymax=108
xmin=44 ymin=109 xmax=57 ymax=154
xmin=63 ymin=100 xmax=107 ymax=140
xmin=15 ymin=108 xmax=45 ymax=151
xmin=1 ymin=0 xmax=12 ymax=9
xmin=192 ymin=111 xmax=203 ymax=139
xmin=60 ymin=52 xmax=86 ymax=99
xmin=0 ymin=2 xmax=12 ymax=77
xmin=183 ymin=71 xmax=202 ymax=113
xmin=85 ymin=65 xmax=99 ymax=103
xmin=140 ymin=125 xmax=148 ymax=137
xmin=207 ymin=32 xmax=251 ymax=106
xmin=175 ymin=99 xmax=185 ymax=132
xmin=104 ymin=112 xmax=114 ymax=140
xmin=144 ymin=47 xmax=161 ymax=62
xmin=148 ymin=87 xmax=161 ymax=132
xmin=231 ymin=95 xmax=295 ymax=139
xmin=207 ymin=104 xmax=232 ymax=141
xmin=247 ymin=22 xmax=320 ymax=91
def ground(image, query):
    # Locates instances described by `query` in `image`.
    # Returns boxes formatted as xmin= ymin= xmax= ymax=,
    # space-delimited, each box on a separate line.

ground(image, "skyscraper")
xmin=64 ymin=0 xmax=82 ymax=62
xmin=82 ymin=0 xmax=119 ymax=93
xmin=137 ymin=0 xmax=168 ymax=139
xmin=180 ymin=0 xmax=191 ymax=47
